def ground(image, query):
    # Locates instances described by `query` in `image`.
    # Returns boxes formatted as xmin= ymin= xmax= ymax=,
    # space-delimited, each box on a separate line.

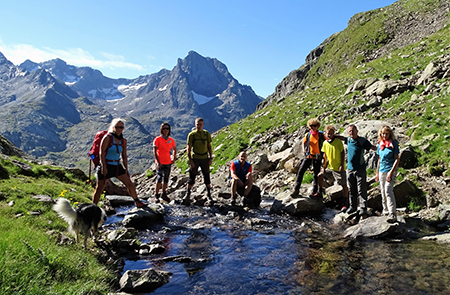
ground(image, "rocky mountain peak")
xmin=175 ymin=50 xmax=233 ymax=97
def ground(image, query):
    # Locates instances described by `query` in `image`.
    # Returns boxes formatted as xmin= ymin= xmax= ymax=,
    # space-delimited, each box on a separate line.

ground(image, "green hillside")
xmin=0 ymin=156 xmax=115 ymax=294
xmin=181 ymin=0 xmax=450 ymax=176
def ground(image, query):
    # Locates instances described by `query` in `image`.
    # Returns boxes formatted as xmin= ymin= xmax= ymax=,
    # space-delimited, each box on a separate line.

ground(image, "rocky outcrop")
xmin=270 ymin=191 xmax=324 ymax=216
xmin=119 ymin=268 xmax=172 ymax=293
xmin=343 ymin=216 xmax=400 ymax=239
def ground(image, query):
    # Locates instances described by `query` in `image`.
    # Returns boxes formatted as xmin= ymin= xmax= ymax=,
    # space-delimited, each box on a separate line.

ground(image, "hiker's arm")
xmin=207 ymin=141 xmax=213 ymax=165
xmin=172 ymin=145 xmax=177 ymax=164
xmin=387 ymin=153 xmax=400 ymax=182
xmin=375 ymin=157 xmax=380 ymax=182
xmin=122 ymin=138 xmax=129 ymax=172
xmin=153 ymin=145 xmax=160 ymax=168
xmin=99 ymin=136 xmax=110 ymax=175
xmin=321 ymin=153 xmax=328 ymax=174
xmin=187 ymin=144 xmax=194 ymax=168
xmin=230 ymin=166 xmax=244 ymax=186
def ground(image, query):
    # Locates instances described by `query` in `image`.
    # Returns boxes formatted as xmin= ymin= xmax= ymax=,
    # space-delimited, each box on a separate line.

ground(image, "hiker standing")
xmin=337 ymin=124 xmax=376 ymax=216
xmin=291 ymin=118 xmax=325 ymax=197
xmin=230 ymin=151 xmax=253 ymax=206
xmin=92 ymin=118 xmax=145 ymax=208
xmin=319 ymin=125 xmax=349 ymax=211
xmin=183 ymin=118 xmax=213 ymax=205
xmin=153 ymin=123 xmax=177 ymax=203
xmin=375 ymin=126 xmax=400 ymax=223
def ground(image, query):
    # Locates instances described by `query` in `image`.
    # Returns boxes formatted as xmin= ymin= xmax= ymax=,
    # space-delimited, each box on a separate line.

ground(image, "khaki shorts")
xmin=327 ymin=168 xmax=347 ymax=187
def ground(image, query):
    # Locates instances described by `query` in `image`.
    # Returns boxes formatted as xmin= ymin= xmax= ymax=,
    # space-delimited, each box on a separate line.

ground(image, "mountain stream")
xmin=105 ymin=199 xmax=450 ymax=294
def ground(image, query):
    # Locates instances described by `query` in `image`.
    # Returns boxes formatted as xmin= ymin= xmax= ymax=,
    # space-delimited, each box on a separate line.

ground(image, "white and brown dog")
xmin=53 ymin=198 xmax=106 ymax=248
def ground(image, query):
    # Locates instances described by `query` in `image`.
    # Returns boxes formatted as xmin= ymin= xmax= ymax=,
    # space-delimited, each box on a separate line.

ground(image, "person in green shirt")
xmin=183 ymin=118 xmax=213 ymax=205
xmin=320 ymin=125 xmax=349 ymax=211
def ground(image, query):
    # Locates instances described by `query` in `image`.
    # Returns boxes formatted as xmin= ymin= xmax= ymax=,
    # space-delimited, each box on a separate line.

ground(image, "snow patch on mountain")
xmin=118 ymin=83 xmax=147 ymax=93
xmin=191 ymin=91 xmax=218 ymax=105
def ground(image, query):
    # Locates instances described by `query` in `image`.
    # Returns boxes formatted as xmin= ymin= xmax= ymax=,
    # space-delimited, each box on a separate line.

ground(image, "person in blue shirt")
xmin=337 ymin=124 xmax=376 ymax=216
xmin=92 ymin=118 xmax=145 ymax=208
xmin=375 ymin=126 xmax=400 ymax=223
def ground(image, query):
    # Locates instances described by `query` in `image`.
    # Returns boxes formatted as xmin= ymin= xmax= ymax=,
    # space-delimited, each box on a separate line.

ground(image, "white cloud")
xmin=0 ymin=40 xmax=144 ymax=72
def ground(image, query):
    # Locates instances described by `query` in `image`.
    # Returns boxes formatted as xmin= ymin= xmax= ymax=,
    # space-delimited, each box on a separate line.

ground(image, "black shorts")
xmin=156 ymin=164 xmax=172 ymax=183
xmin=96 ymin=164 xmax=126 ymax=180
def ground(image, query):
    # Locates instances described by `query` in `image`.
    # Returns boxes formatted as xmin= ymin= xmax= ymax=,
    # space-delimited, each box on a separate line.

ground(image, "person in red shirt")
xmin=230 ymin=151 xmax=253 ymax=206
xmin=153 ymin=123 xmax=177 ymax=202
xmin=291 ymin=118 xmax=325 ymax=197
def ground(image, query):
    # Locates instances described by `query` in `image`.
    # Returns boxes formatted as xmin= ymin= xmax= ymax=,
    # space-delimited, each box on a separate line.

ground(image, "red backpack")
xmin=88 ymin=130 xmax=110 ymax=167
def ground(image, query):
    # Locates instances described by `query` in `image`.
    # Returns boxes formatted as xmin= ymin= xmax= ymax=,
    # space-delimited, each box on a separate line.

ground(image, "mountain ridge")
xmin=2 ymin=51 xmax=262 ymax=173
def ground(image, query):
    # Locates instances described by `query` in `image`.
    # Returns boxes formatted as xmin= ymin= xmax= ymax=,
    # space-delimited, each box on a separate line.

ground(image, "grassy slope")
xmin=0 ymin=157 xmax=115 ymax=294
xmin=176 ymin=0 xmax=450 ymax=175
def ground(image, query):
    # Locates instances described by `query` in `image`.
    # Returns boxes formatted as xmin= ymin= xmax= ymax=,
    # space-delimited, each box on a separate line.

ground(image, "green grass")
xmin=182 ymin=13 xmax=450 ymax=178
xmin=0 ymin=157 xmax=115 ymax=294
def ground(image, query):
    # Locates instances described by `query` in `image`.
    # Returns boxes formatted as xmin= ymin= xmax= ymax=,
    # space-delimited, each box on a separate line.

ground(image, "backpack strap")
xmin=192 ymin=131 xmax=208 ymax=156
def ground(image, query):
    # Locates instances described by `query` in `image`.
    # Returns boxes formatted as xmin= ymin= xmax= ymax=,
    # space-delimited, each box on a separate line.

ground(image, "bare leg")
xmin=116 ymin=174 xmax=138 ymax=200
xmin=243 ymin=178 xmax=253 ymax=197
xmin=92 ymin=179 xmax=107 ymax=204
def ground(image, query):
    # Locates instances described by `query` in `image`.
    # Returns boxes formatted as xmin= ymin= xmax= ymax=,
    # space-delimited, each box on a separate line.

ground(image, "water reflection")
xmin=118 ymin=204 xmax=450 ymax=294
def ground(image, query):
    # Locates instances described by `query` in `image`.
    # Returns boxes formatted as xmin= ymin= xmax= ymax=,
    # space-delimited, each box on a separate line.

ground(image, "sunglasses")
xmin=115 ymin=126 xmax=124 ymax=129
xmin=310 ymin=125 xmax=318 ymax=127
xmin=162 ymin=127 xmax=170 ymax=130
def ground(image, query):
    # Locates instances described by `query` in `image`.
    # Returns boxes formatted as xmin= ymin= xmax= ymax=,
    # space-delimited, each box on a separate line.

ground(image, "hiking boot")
xmin=182 ymin=190 xmax=191 ymax=206
xmin=205 ymin=199 xmax=215 ymax=207
xmin=154 ymin=193 xmax=161 ymax=203
xmin=135 ymin=199 xmax=146 ymax=208
xmin=231 ymin=194 xmax=237 ymax=206
xmin=346 ymin=206 xmax=356 ymax=214
xmin=290 ymin=189 xmax=299 ymax=197
xmin=161 ymin=192 xmax=170 ymax=203
xmin=358 ymin=208 xmax=368 ymax=218
xmin=312 ymin=192 xmax=322 ymax=198
xmin=387 ymin=214 xmax=397 ymax=223
xmin=340 ymin=206 xmax=347 ymax=213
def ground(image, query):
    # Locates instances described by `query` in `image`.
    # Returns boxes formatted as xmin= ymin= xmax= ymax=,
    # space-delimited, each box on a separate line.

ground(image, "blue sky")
xmin=0 ymin=0 xmax=397 ymax=98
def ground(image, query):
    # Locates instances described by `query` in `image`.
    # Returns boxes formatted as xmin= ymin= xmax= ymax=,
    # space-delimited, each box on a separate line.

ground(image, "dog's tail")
xmin=53 ymin=198 xmax=77 ymax=225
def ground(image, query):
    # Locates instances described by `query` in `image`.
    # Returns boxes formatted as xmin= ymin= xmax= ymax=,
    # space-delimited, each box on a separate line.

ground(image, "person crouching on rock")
xmin=153 ymin=123 xmax=177 ymax=203
xmin=92 ymin=118 xmax=145 ymax=208
xmin=230 ymin=151 xmax=253 ymax=206
xmin=291 ymin=118 xmax=325 ymax=198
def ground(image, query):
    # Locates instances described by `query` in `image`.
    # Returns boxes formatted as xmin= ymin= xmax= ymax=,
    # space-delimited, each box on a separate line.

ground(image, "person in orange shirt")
xmin=291 ymin=118 xmax=325 ymax=197
xmin=153 ymin=123 xmax=177 ymax=203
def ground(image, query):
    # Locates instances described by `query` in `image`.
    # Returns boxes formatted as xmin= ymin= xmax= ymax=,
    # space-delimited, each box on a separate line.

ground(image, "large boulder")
xmin=365 ymin=79 xmax=411 ymax=98
xmin=393 ymin=179 xmax=423 ymax=208
xmin=270 ymin=190 xmax=324 ymax=216
xmin=122 ymin=206 xmax=165 ymax=229
xmin=344 ymin=216 xmax=399 ymax=239
xmin=399 ymin=147 xmax=418 ymax=169
xmin=119 ymin=268 xmax=172 ymax=293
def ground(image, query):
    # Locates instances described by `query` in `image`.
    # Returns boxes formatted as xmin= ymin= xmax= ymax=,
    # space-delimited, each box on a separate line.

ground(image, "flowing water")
xmin=105 ymin=200 xmax=450 ymax=295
